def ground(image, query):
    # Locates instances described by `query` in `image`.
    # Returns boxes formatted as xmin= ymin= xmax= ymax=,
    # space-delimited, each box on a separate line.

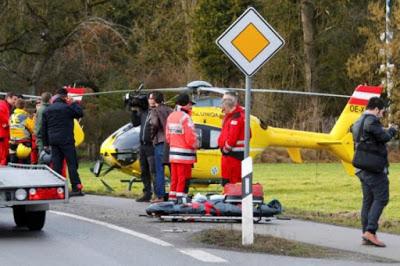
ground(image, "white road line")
xmin=178 ymin=249 xmax=228 ymax=263
xmin=51 ymin=211 xmax=228 ymax=263
xmin=50 ymin=210 xmax=173 ymax=247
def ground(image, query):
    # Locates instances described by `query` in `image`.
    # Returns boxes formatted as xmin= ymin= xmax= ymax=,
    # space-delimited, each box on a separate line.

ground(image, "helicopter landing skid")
xmin=99 ymin=179 xmax=114 ymax=192
xmin=120 ymin=177 xmax=142 ymax=191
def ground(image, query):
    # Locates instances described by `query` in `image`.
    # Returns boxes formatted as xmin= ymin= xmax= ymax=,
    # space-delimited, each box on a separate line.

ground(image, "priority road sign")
xmin=216 ymin=6 xmax=285 ymax=246
xmin=216 ymin=7 xmax=285 ymax=77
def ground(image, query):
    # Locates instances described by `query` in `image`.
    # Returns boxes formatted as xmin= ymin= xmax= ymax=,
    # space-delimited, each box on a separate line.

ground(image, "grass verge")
xmin=78 ymin=161 xmax=400 ymax=233
xmin=193 ymin=229 xmax=394 ymax=263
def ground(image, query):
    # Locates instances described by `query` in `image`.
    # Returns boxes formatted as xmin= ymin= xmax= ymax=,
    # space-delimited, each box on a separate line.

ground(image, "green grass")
xmin=79 ymin=162 xmax=141 ymax=197
xmin=78 ymin=161 xmax=400 ymax=233
xmin=253 ymin=162 xmax=400 ymax=233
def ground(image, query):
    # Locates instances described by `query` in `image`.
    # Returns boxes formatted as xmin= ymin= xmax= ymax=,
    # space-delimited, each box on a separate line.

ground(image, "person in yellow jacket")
xmin=9 ymin=98 xmax=34 ymax=164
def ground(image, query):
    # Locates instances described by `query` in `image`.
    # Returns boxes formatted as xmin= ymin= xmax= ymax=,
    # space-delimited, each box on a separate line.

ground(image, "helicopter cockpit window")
xmin=195 ymin=97 xmax=222 ymax=107
xmin=112 ymin=123 xmax=141 ymax=152
xmin=195 ymin=124 xmax=220 ymax=149
xmin=210 ymin=130 xmax=220 ymax=148
xmin=111 ymin=123 xmax=141 ymax=165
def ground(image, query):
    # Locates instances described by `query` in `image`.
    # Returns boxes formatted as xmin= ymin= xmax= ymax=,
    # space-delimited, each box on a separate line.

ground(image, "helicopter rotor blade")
xmin=0 ymin=92 xmax=40 ymax=101
xmin=66 ymin=87 xmax=187 ymax=98
xmin=223 ymin=87 xmax=351 ymax=98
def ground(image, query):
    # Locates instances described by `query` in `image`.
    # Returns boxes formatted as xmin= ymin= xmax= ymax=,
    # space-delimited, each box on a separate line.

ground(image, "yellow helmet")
xmin=16 ymin=144 xmax=32 ymax=159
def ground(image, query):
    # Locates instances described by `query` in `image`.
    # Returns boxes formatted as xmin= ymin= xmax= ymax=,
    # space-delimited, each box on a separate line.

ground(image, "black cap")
xmin=56 ymin=88 xmax=68 ymax=96
xmin=176 ymin=93 xmax=196 ymax=106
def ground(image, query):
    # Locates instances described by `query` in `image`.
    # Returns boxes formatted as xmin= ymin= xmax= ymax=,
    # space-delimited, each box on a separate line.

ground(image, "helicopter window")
xmin=195 ymin=128 xmax=202 ymax=148
xmin=113 ymin=123 xmax=141 ymax=152
xmin=210 ymin=130 xmax=220 ymax=148
xmin=194 ymin=124 xmax=220 ymax=149
xmin=194 ymin=97 xmax=222 ymax=107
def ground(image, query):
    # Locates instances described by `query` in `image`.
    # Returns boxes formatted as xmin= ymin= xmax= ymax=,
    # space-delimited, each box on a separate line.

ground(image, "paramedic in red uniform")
xmin=165 ymin=93 xmax=197 ymax=203
xmin=0 ymin=92 xmax=18 ymax=165
xmin=218 ymin=92 xmax=247 ymax=186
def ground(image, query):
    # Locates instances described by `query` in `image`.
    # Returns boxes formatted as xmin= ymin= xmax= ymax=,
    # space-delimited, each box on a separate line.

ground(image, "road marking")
xmin=51 ymin=211 xmax=228 ymax=263
xmin=50 ymin=211 xmax=173 ymax=247
xmin=178 ymin=249 xmax=227 ymax=263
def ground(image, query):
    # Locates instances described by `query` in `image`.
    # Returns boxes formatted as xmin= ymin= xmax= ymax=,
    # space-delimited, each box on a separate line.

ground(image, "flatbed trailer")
xmin=0 ymin=163 xmax=68 ymax=230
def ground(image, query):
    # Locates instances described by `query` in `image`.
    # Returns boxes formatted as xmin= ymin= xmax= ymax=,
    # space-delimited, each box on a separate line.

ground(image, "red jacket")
xmin=0 ymin=100 xmax=11 ymax=138
xmin=218 ymin=105 xmax=246 ymax=160
xmin=166 ymin=107 xmax=197 ymax=164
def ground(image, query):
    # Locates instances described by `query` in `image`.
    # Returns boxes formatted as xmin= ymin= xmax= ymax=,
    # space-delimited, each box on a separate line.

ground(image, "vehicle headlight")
xmin=15 ymin=189 xmax=27 ymax=201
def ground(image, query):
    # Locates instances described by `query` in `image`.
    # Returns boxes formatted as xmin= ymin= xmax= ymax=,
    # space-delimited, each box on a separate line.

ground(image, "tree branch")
xmin=0 ymin=61 xmax=31 ymax=82
xmin=0 ymin=33 xmax=26 ymax=48
xmin=0 ymin=0 xmax=9 ymax=17
xmin=88 ymin=0 xmax=110 ymax=9
xmin=0 ymin=47 xmax=41 ymax=55
xmin=25 ymin=2 xmax=49 ymax=28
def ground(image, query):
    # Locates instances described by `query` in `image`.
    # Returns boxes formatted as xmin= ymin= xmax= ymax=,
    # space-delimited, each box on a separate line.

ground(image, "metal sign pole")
xmin=242 ymin=75 xmax=254 ymax=245
xmin=216 ymin=6 xmax=284 ymax=247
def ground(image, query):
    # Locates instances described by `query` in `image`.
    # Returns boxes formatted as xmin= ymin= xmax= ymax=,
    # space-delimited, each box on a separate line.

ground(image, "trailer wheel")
xmin=26 ymin=211 xmax=46 ymax=231
xmin=13 ymin=205 xmax=27 ymax=227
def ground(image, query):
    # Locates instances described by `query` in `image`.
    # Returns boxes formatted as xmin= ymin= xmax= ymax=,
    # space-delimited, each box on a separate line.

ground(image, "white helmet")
xmin=39 ymin=150 xmax=52 ymax=165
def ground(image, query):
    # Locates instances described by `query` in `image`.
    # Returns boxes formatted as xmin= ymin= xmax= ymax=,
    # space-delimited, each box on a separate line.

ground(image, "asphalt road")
xmin=0 ymin=195 xmax=390 ymax=266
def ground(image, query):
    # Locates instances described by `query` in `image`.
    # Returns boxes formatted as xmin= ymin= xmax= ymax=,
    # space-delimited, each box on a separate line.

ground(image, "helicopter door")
xmin=194 ymin=124 xmax=220 ymax=149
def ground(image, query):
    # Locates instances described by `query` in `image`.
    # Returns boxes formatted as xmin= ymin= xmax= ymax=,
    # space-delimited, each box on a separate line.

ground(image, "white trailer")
xmin=0 ymin=163 xmax=68 ymax=230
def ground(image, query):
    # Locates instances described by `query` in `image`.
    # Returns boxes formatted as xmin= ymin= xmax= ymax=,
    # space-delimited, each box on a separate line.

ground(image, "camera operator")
xmin=352 ymin=97 xmax=397 ymax=247
xmin=129 ymin=93 xmax=156 ymax=202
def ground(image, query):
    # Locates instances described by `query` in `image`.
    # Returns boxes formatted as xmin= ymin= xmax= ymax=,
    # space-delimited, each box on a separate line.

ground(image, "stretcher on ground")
xmin=146 ymin=183 xmax=282 ymax=223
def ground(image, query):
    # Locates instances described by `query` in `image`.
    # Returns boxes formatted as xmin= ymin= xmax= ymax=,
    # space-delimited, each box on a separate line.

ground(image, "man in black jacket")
xmin=131 ymin=94 xmax=156 ymax=202
xmin=352 ymin=97 xmax=397 ymax=247
xmin=42 ymin=88 xmax=84 ymax=196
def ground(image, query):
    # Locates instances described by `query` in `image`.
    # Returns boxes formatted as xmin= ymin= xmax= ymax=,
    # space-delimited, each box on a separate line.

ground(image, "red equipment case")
xmin=223 ymin=183 xmax=264 ymax=204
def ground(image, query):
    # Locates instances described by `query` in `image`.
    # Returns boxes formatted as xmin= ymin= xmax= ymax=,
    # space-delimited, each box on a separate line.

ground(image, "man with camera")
xmin=130 ymin=93 xmax=156 ymax=202
xmin=352 ymin=97 xmax=397 ymax=247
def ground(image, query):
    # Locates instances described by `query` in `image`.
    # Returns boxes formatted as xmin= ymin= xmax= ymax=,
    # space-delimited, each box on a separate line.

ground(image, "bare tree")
xmin=301 ymin=0 xmax=319 ymax=130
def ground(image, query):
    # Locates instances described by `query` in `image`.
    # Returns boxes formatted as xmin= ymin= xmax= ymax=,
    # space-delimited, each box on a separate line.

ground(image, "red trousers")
xmin=170 ymin=163 xmax=192 ymax=195
xmin=30 ymin=137 xmax=38 ymax=164
xmin=0 ymin=137 xmax=9 ymax=165
xmin=221 ymin=155 xmax=242 ymax=184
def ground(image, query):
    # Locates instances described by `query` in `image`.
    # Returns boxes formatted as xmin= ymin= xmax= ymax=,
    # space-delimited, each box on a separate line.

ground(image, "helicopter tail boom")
xmin=258 ymin=85 xmax=382 ymax=175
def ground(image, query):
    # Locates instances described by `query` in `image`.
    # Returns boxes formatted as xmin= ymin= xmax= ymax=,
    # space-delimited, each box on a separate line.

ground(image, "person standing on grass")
xmin=165 ymin=93 xmax=197 ymax=203
xmin=218 ymin=92 xmax=246 ymax=186
xmin=351 ymin=97 xmax=397 ymax=247
xmin=131 ymin=93 xmax=156 ymax=202
xmin=150 ymin=91 xmax=172 ymax=203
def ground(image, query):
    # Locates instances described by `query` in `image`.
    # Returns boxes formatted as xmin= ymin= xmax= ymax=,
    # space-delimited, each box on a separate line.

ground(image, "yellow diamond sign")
xmin=232 ymin=23 xmax=270 ymax=62
xmin=216 ymin=7 xmax=285 ymax=76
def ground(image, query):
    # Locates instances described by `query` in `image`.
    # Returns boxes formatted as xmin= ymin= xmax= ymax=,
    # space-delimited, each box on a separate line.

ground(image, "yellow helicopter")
xmin=92 ymin=81 xmax=383 ymax=189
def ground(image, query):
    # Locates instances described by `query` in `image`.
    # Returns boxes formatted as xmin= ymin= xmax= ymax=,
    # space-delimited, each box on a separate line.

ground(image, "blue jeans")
xmin=154 ymin=143 xmax=166 ymax=198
